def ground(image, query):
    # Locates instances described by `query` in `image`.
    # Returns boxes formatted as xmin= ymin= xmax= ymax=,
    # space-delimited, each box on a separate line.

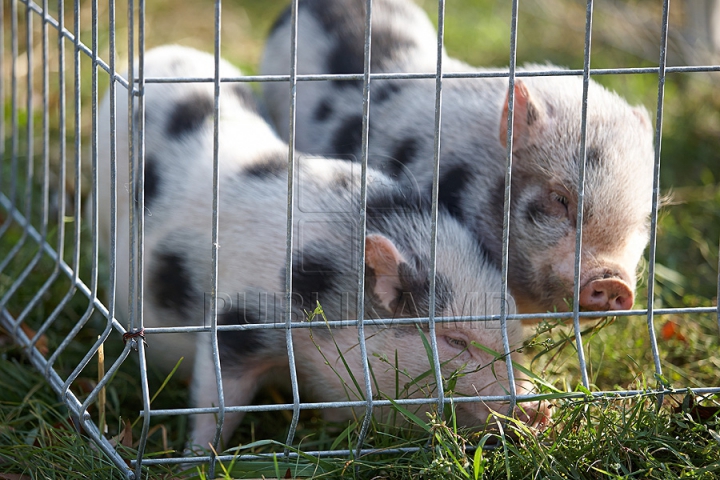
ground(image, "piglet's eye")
xmin=549 ymin=191 xmax=571 ymax=219
xmin=445 ymin=336 xmax=467 ymax=350
xmin=553 ymin=192 xmax=568 ymax=206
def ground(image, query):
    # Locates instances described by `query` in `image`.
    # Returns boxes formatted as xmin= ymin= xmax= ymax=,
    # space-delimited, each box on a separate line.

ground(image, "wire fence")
xmin=1 ymin=0 xmax=720 ymax=478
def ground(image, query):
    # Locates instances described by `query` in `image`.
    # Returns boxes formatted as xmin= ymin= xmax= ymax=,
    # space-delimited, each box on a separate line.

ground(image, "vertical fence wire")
xmin=88 ymin=0 xmax=99 ymax=342
xmin=71 ymin=0 xmax=81 ymax=311
xmin=500 ymin=0 xmax=520 ymax=416
xmin=41 ymin=0 xmax=49 ymax=288
xmin=645 ymin=0 xmax=671 ymax=388
xmin=56 ymin=0 xmax=68 ymax=276
xmin=0 ymin=2 xmax=137 ymax=472
xmin=43 ymin=0 xmax=87 ymax=378
xmin=0 ymin=0 xmax=46 ymax=305
xmin=108 ymin=0 xmax=118 ymax=332
xmin=1 ymin=0 xmax=18 ymax=240
xmin=32 ymin=0 xmax=70 ymax=373
xmin=282 ymin=0 xmax=303 ymax=455
xmin=62 ymin=0 xmax=102 ymax=395
xmin=0 ymin=1 xmax=32 ymax=274
xmin=353 ymin=0 xmax=377 ymax=456
xmin=58 ymin=0 xmax=112 ymax=411
xmin=127 ymin=0 xmax=136 ymax=334
xmin=426 ymin=0 xmax=447 ymax=422
xmin=26 ymin=0 xmax=68 ymax=358
xmin=19 ymin=1 xmax=33 ymax=264
xmin=208 ymin=0 xmax=226 ymax=475
xmin=135 ymin=0 xmax=152 ymax=475
xmin=22 ymin=0 xmax=33 ymax=253
xmin=5 ymin=0 xmax=50 ymax=330
xmin=53 ymin=0 xmax=102 ymax=394
xmin=571 ymin=0 xmax=595 ymax=390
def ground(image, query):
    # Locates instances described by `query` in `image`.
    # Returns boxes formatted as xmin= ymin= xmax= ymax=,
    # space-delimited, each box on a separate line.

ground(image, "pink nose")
xmin=579 ymin=277 xmax=634 ymax=311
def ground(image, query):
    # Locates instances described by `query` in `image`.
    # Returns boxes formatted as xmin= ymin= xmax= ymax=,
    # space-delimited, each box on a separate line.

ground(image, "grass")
xmin=3 ymin=330 xmax=720 ymax=479
xmin=2 ymin=0 xmax=720 ymax=478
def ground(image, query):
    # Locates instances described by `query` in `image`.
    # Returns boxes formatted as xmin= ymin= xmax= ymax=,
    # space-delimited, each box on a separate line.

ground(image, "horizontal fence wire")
xmin=136 ymin=65 xmax=720 ymax=83
xmin=1 ymin=0 xmax=719 ymax=478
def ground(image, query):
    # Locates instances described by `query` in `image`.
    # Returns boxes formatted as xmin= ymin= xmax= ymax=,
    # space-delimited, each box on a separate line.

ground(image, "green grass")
xmin=2 ymin=0 xmax=720 ymax=478
xmin=3 ymin=332 xmax=720 ymax=479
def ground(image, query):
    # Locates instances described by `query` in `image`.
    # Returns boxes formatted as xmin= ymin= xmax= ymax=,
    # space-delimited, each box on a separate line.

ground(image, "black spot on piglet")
xmin=289 ymin=251 xmax=342 ymax=310
xmin=437 ymin=165 xmax=471 ymax=221
xmin=143 ymin=158 xmax=160 ymax=209
xmin=218 ymin=308 xmax=265 ymax=359
xmin=332 ymin=115 xmax=363 ymax=157
xmin=386 ymin=137 xmax=419 ymax=179
xmin=166 ymin=93 xmax=214 ymax=138
xmin=314 ymin=99 xmax=334 ymax=122
xmin=244 ymin=153 xmax=287 ymax=179
xmin=151 ymin=251 xmax=197 ymax=315
xmin=230 ymin=83 xmax=260 ymax=113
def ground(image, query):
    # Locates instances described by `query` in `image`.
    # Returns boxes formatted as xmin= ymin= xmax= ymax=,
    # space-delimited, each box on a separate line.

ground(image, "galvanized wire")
xmin=645 ymin=0 xmax=671 ymax=383
xmin=353 ymin=0 xmax=377 ymax=457
xmin=499 ymin=0 xmax=520 ymax=416
xmin=1 ymin=1 xmax=719 ymax=478
xmin=147 ymin=384 xmax=720 ymax=418
xmin=281 ymin=0 xmax=302 ymax=458
xmin=134 ymin=0 xmax=153 ymax=476
xmin=1 ymin=0 xmax=18 ymax=240
xmin=20 ymin=0 xmax=69 ymax=361
xmin=43 ymin=0 xmax=88 ymax=378
xmin=59 ymin=0 xmax=103 ymax=400
xmin=140 ymin=305 xmax=718 ymax=332
xmin=570 ymin=0 xmax=594 ymax=390
xmin=138 ymin=64 xmax=720 ymax=84
xmin=20 ymin=0 xmax=130 ymax=88
xmin=0 ymin=2 xmax=32 ymax=274
xmin=107 ymin=0 xmax=118 ymax=334
xmin=427 ymin=0 xmax=447 ymax=423
xmin=0 ymin=193 xmax=127 ymax=333
xmin=4 ymin=0 xmax=52 ymax=331
xmin=206 ymin=1 xmax=226 ymax=476
xmin=0 ymin=0 xmax=46 ymax=305
xmin=0 ymin=308 xmax=134 ymax=478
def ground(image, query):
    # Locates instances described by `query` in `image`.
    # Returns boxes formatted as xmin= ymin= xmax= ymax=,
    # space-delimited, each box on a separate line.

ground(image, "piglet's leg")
xmin=188 ymin=343 xmax=265 ymax=453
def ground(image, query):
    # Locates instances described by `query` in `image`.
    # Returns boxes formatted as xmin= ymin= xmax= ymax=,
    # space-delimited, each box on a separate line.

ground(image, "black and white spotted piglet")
xmin=261 ymin=0 xmax=656 ymax=318
xmin=96 ymin=46 xmax=284 ymax=378
xmin=97 ymin=45 xmax=548 ymax=451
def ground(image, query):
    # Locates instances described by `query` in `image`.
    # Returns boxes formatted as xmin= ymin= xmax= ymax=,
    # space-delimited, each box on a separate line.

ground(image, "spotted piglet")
xmin=96 ymin=45 xmax=548 ymax=452
xmin=96 ymin=46 xmax=284 ymax=378
xmin=261 ymin=0 xmax=656 ymax=317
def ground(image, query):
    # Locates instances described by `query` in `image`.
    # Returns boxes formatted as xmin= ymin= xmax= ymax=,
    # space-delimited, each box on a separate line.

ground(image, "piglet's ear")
xmin=499 ymin=80 xmax=544 ymax=152
xmin=365 ymin=234 xmax=405 ymax=312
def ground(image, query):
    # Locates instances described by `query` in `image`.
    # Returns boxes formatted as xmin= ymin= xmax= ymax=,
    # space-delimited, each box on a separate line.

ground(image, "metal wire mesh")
xmin=1 ymin=0 xmax=719 ymax=478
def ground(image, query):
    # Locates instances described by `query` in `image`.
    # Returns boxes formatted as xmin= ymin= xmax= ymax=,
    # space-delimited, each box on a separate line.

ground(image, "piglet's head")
xmin=362 ymin=233 xmax=549 ymax=430
xmin=496 ymin=77 xmax=655 ymax=316
xmin=364 ymin=234 xmax=454 ymax=320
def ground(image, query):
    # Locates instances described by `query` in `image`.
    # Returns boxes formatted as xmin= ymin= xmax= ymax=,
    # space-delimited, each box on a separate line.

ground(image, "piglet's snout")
xmin=579 ymin=273 xmax=634 ymax=312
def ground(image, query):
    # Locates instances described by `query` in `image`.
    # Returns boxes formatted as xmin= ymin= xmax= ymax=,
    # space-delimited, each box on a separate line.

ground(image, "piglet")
xmin=97 ymin=45 xmax=548 ymax=452
xmin=261 ymin=0 xmax=655 ymax=317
